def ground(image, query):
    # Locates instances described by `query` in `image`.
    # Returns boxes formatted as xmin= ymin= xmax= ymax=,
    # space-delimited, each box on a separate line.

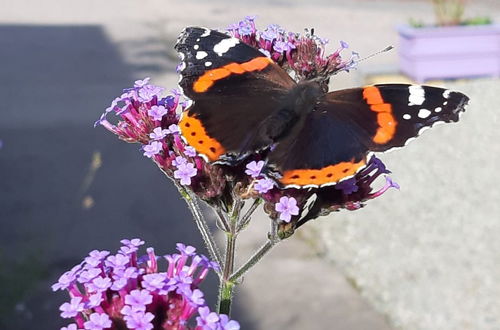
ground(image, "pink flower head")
xmin=53 ymin=239 xmax=237 ymax=330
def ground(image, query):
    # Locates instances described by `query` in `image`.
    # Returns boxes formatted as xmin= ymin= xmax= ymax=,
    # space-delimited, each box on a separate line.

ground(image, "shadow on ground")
xmin=0 ymin=24 xmax=253 ymax=329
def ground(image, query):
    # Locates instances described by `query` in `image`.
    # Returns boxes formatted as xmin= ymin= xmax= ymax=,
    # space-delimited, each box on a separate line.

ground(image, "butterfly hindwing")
xmin=267 ymin=103 xmax=371 ymax=188
xmin=267 ymin=84 xmax=468 ymax=188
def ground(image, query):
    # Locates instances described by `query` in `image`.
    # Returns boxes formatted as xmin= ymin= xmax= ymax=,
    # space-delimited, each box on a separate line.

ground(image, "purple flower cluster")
xmin=96 ymin=79 xmax=230 ymax=201
xmin=227 ymin=16 xmax=358 ymax=83
xmin=96 ymin=17 xmax=399 ymax=233
xmin=53 ymin=239 xmax=239 ymax=330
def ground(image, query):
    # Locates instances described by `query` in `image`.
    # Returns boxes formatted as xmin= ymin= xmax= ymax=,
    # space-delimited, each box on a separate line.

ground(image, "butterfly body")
xmin=175 ymin=27 xmax=469 ymax=188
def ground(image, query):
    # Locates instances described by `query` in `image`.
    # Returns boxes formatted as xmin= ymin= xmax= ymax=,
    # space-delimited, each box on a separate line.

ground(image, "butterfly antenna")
xmin=356 ymin=45 xmax=394 ymax=63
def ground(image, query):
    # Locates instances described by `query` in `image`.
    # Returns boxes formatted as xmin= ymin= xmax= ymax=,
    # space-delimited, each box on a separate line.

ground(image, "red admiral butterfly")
xmin=175 ymin=27 xmax=469 ymax=189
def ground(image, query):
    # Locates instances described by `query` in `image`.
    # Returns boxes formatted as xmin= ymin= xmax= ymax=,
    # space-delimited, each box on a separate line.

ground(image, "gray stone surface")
xmin=1 ymin=0 xmax=498 ymax=329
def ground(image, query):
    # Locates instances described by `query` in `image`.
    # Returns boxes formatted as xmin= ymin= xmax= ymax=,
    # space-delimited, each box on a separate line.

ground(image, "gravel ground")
xmin=1 ymin=0 xmax=499 ymax=329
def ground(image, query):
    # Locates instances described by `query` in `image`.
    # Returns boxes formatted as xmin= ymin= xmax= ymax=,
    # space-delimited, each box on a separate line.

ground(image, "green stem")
xmin=229 ymin=220 xmax=280 ymax=283
xmin=218 ymin=280 xmax=235 ymax=316
xmin=215 ymin=207 xmax=230 ymax=233
xmin=217 ymin=198 xmax=240 ymax=315
xmin=184 ymin=190 xmax=222 ymax=274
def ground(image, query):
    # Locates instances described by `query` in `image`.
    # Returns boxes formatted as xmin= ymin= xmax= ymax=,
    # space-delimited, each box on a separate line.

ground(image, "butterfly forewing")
xmin=175 ymin=27 xmax=296 ymax=162
xmin=326 ymin=84 xmax=469 ymax=152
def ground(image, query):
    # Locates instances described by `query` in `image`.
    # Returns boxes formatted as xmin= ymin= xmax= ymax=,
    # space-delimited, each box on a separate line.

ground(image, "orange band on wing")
xmin=362 ymin=86 xmax=384 ymax=105
xmin=362 ymin=86 xmax=397 ymax=144
xmin=179 ymin=112 xmax=226 ymax=161
xmin=193 ymin=57 xmax=273 ymax=93
xmin=279 ymin=158 xmax=367 ymax=187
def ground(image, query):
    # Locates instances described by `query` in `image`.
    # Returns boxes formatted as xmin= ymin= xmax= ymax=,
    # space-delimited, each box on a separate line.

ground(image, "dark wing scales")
xmin=267 ymin=106 xmax=371 ymax=188
xmin=175 ymin=27 xmax=296 ymax=162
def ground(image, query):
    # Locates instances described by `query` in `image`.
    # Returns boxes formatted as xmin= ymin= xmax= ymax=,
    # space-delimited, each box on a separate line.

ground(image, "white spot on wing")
xmin=300 ymin=193 xmax=318 ymax=218
xmin=213 ymin=38 xmax=240 ymax=56
xmin=205 ymin=61 xmax=212 ymax=67
xmin=418 ymin=109 xmax=431 ymax=119
xmin=193 ymin=45 xmax=199 ymax=50
xmin=443 ymin=90 xmax=451 ymax=99
xmin=196 ymin=51 xmax=208 ymax=59
xmin=403 ymin=114 xmax=411 ymax=120
xmin=200 ymin=28 xmax=210 ymax=37
xmin=408 ymin=85 xmax=425 ymax=106
xmin=435 ymin=107 xmax=442 ymax=113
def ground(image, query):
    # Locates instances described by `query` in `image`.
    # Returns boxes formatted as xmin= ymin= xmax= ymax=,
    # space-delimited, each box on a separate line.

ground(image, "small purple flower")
xmin=245 ymin=160 xmax=265 ymax=178
xmin=89 ymin=276 xmax=112 ymax=292
xmin=115 ymin=266 xmax=140 ymax=280
xmin=59 ymin=297 xmax=84 ymax=318
xmin=84 ymin=250 xmax=110 ymax=268
xmin=261 ymin=28 xmax=278 ymax=41
xmin=111 ymin=277 xmax=127 ymax=291
xmin=184 ymin=146 xmax=197 ymax=157
xmin=120 ymin=239 xmax=144 ymax=254
xmin=124 ymin=311 xmax=154 ymax=330
xmin=77 ymin=268 xmax=101 ymax=284
xmin=143 ymin=141 xmax=162 ymax=158
xmin=340 ymin=40 xmax=349 ymax=49
xmin=334 ymin=178 xmax=359 ymax=195
xmin=370 ymin=176 xmax=400 ymax=198
xmin=134 ymin=77 xmax=151 ymax=88
xmin=147 ymin=105 xmax=168 ymax=121
xmin=61 ymin=324 xmax=78 ymax=330
xmin=174 ymin=162 xmax=197 ymax=185
xmin=190 ymin=289 xmax=205 ymax=306
xmin=86 ymin=293 xmax=104 ymax=309
xmin=52 ymin=270 xmax=77 ymax=291
xmin=138 ymin=85 xmax=164 ymax=102
xmin=219 ymin=314 xmax=241 ymax=330
xmin=83 ymin=313 xmax=112 ymax=330
xmin=273 ymin=40 xmax=291 ymax=53
xmin=166 ymin=124 xmax=180 ymax=134
xmin=149 ymin=127 xmax=169 ymax=140
xmin=105 ymin=253 xmax=130 ymax=269
xmin=142 ymin=273 xmax=167 ymax=292
xmin=238 ymin=20 xmax=254 ymax=36
xmin=275 ymin=196 xmax=299 ymax=223
xmin=254 ymin=178 xmax=274 ymax=194
xmin=125 ymin=290 xmax=153 ymax=311
xmin=196 ymin=306 xmax=220 ymax=328
xmin=172 ymin=156 xmax=188 ymax=167
xmin=227 ymin=23 xmax=240 ymax=33
xmin=176 ymin=243 xmax=196 ymax=256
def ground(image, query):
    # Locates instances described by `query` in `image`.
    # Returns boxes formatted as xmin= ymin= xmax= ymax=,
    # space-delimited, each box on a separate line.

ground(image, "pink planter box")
xmin=398 ymin=24 xmax=500 ymax=82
